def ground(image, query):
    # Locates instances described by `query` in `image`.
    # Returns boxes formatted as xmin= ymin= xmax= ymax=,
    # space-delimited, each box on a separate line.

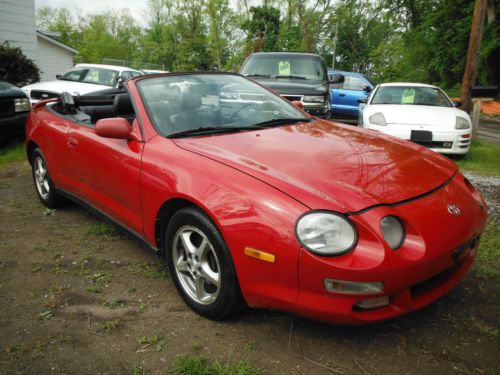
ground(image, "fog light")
xmin=354 ymin=296 xmax=390 ymax=310
xmin=324 ymin=279 xmax=384 ymax=295
xmin=443 ymin=142 xmax=452 ymax=148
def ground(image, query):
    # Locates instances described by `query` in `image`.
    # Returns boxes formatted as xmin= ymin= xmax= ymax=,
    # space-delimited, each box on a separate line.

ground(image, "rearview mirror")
xmin=363 ymin=86 xmax=372 ymax=92
xmin=328 ymin=74 xmax=344 ymax=84
xmin=56 ymin=74 xmax=61 ymax=79
xmin=453 ymin=100 xmax=462 ymax=107
xmin=358 ymin=97 xmax=368 ymax=104
xmin=95 ymin=118 xmax=132 ymax=139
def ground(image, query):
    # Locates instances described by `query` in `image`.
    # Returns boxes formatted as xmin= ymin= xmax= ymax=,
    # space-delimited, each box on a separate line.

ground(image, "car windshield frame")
xmin=135 ymin=73 xmax=311 ymax=138
xmin=370 ymin=85 xmax=454 ymax=107
xmin=59 ymin=67 xmax=120 ymax=87
xmin=241 ymin=54 xmax=327 ymax=81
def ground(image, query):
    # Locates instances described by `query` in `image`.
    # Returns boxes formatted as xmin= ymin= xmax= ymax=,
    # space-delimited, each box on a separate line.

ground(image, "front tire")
xmin=165 ymin=207 xmax=243 ymax=320
xmin=31 ymin=148 xmax=65 ymax=208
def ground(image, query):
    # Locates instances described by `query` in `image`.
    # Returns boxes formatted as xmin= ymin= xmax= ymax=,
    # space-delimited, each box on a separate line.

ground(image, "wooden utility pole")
xmin=460 ymin=0 xmax=488 ymax=113
xmin=331 ymin=25 xmax=338 ymax=69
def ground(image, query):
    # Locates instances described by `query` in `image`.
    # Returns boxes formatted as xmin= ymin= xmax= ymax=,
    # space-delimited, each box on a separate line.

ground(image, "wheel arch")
xmin=154 ymin=197 xmax=220 ymax=255
xmin=26 ymin=140 xmax=39 ymax=164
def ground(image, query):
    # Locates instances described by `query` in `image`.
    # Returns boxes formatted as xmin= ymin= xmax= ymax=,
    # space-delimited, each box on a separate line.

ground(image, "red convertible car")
xmin=25 ymin=73 xmax=488 ymax=324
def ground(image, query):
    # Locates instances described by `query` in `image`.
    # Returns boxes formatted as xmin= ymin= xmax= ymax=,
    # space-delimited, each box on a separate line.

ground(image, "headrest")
xmin=179 ymin=92 xmax=202 ymax=112
xmin=113 ymin=93 xmax=134 ymax=115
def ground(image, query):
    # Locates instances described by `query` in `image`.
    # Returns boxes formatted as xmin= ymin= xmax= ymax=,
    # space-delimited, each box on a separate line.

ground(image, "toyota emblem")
xmin=447 ymin=204 xmax=461 ymax=216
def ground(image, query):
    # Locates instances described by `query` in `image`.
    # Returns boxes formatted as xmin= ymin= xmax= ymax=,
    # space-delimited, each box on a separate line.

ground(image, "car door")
xmin=334 ymin=75 xmax=372 ymax=117
xmin=65 ymin=116 xmax=144 ymax=234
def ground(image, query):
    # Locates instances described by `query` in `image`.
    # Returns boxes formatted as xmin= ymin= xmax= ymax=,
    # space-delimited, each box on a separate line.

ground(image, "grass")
xmin=0 ymin=142 xmax=25 ymax=170
xmin=455 ymin=140 xmax=500 ymax=176
xmin=172 ymin=355 xmax=260 ymax=375
xmin=476 ymin=220 xmax=500 ymax=279
xmin=87 ymin=222 xmax=121 ymax=237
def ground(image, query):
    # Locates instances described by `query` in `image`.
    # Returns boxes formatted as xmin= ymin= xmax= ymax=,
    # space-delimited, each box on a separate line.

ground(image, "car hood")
xmin=0 ymin=81 xmax=26 ymax=98
xmin=366 ymin=104 xmax=459 ymax=127
xmin=22 ymin=80 xmax=111 ymax=95
xmin=249 ymin=78 xmax=328 ymax=96
xmin=173 ymin=120 xmax=458 ymax=212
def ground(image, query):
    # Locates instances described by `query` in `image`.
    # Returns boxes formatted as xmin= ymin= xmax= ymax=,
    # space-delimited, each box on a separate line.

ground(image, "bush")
xmin=0 ymin=42 xmax=40 ymax=86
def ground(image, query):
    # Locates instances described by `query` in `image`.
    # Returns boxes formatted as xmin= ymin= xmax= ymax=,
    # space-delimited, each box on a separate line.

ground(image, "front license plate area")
xmin=411 ymin=130 xmax=433 ymax=142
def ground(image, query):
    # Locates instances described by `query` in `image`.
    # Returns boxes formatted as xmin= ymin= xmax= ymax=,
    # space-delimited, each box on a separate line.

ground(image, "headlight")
xmin=296 ymin=212 xmax=357 ymax=256
xmin=369 ymin=112 xmax=386 ymax=126
xmin=302 ymin=95 xmax=325 ymax=103
xmin=380 ymin=216 xmax=405 ymax=250
xmin=455 ymin=117 xmax=470 ymax=129
xmin=14 ymin=98 xmax=31 ymax=112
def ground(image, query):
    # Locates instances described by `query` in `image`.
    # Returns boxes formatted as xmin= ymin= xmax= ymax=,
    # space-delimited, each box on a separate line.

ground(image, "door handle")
xmin=339 ymin=93 xmax=346 ymax=97
xmin=67 ymin=137 xmax=78 ymax=147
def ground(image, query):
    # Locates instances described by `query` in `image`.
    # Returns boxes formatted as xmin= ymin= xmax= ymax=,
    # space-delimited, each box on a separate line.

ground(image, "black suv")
xmin=240 ymin=52 xmax=340 ymax=119
xmin=0 ymin=81 xmax=31 ymax=140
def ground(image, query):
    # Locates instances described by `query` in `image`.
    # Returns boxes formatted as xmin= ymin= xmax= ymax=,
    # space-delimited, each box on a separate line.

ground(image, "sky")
xmin=35 ymin=0 xmax=151 ymax=25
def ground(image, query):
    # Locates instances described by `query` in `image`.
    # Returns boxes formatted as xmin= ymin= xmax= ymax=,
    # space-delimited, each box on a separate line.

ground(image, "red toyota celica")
xmin=25 ymin=73 xmax=488 ymax=324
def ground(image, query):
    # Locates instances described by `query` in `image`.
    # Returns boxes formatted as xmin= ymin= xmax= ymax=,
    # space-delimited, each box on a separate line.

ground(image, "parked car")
xmin=141 ymin=69 xmax=169 ymax=75
xmin=0 ymin=80 xmax=31 ymax=140
xmin=328 ymin=70 xmax=374 ymax=118
xmin=240 ymin=52 xmax=339 ymax=119
xmin=359 ymin=83 xmax=472 ymax=155
xmin=22 ymin=64 xmax=143 ymax=103
xmin=25 ymin=73 xmax=487 ymax=325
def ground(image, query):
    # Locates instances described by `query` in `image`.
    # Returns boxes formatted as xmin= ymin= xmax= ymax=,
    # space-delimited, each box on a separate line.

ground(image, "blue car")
xmin=327 ymin=70 xmax=375 ymax=118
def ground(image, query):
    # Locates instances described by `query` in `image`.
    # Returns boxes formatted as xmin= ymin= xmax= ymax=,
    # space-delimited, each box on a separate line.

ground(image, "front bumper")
xmin=303 ymin=102 xmax=331 ymax=119
xmin=294 ymin=173 xmax=487 ymax=324
xmin=364 ymin=125 xmax=472 ymax=155
xmin=0 ymin=112 xmax=29 ymax=138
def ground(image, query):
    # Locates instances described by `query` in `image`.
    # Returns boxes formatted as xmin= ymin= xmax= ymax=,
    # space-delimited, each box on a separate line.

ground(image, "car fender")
xmin=140 ymin=135 xmax=309 ymax=312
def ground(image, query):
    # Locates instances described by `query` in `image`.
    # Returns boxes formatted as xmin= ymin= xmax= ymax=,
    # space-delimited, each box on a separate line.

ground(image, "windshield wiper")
xmin=250 ymin=117 xmax=312 ymax=128
xmin=245 ymin=74 xmax=272 ymax=78
xmin=273 ymin=75 xmax=307 ymax=80
xmin=167 ymin=125 xmax=265 ymax=139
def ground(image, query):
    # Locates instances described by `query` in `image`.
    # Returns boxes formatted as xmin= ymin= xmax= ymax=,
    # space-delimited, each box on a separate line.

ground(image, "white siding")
xmin=37 ymin=36 xmax=74 ymax=81
xmin=0 ymin=0 xmax=38 ymax=62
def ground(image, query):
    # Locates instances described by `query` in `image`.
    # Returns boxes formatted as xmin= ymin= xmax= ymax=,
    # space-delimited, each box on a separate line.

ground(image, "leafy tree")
xmin=0 ymin=42 xmax=40 ymax=86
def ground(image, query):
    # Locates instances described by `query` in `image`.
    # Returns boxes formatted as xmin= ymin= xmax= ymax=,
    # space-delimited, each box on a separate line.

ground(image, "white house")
xmin=0 ymin=0 xmax=78 ymax=82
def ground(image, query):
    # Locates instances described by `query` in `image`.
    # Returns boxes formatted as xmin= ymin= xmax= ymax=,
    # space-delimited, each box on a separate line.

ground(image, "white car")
xmin=359 ymin=83 xmax=472 ymax=155
xmin=22 ymin=64 xmax=143 ymax=103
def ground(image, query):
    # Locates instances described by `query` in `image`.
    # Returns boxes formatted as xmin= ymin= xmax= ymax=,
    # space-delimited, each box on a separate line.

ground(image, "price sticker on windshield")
xmin=278 ymin=61 xmax=291 ymax=75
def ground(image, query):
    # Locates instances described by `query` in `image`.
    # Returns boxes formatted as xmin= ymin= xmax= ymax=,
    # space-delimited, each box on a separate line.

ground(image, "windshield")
xmin=137 ymin=74 xmax=309 ymax=137
xmin=241 ymin=55 xmax=326 ymax=81
xmin=371 ymin=86 xmax=453 ymax=107
xmin=60 ymin=68 xmax=119 ymax=87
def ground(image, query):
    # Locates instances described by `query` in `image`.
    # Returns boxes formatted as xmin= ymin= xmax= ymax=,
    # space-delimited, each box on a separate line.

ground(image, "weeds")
xmin=85 ymin=285 xmax=103 ymax=294
xmin=103 ymin=299 xmax=123 ymax=309
xmin=102 ymin=319 xmax=120 ymax=331
xmin=455 ymin=140 xmax=500 ymax=176
xmin=139 ymin=333 xmax=165 ymax=352
xmin=38 ymin=310 xmax=54 ymax=320
xmin=172 ymin=354 xmax=260 ymax=375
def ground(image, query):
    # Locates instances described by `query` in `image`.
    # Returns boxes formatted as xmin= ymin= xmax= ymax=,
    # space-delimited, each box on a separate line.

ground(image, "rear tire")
xmin=31 ymin=148 xmax=66 ymax=208
xmin=164 ymin=206 xmax=244 ymax=320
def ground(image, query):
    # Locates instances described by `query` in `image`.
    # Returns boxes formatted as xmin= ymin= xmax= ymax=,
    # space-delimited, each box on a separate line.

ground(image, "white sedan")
xmin=358 ymin=83 xmax=472 ymax=155
xmin=22 ymin=64 xmax=143 ymax=104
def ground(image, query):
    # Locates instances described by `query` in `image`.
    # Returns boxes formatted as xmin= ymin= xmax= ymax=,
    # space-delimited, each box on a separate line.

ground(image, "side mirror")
xmin=291 ymin=100 xmax=304 ymax=109
xmin=117 ymin=77 xmax=125 ymax=89
xmin=363 ymin=86 xmax=372 ymax=92
xmin=328 ymin=74 xmax=344 ymax=84
xmin=56 ymin=74 xmax=61 ymax=79
xmin=453 ymin=100 xmax=462 ymax=107
xmin=358 ymin=97 xmax=368 ymax=104
xmin=95 ymin=118 xmax=132 ymax=139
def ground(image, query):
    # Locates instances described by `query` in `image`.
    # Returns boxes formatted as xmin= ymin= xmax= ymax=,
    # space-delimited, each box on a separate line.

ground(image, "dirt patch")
xmin=1 ymin=161 xmax=499 ymax=375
